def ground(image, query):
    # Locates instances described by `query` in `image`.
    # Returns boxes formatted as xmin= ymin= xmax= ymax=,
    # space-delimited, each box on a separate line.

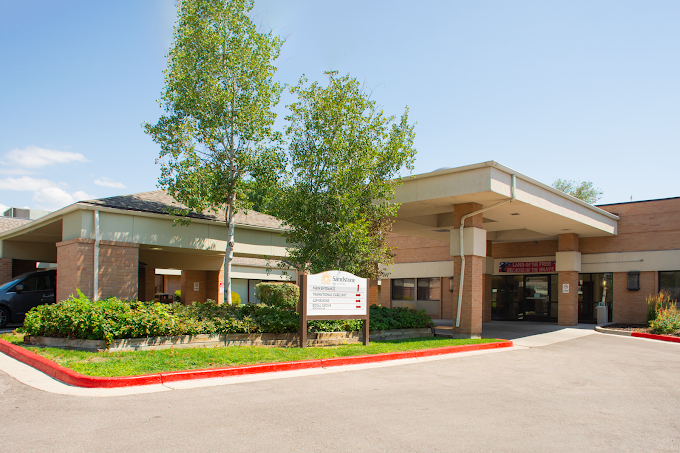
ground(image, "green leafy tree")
xmin=276 ymin=72 xmax=417 ymax=279
xmin=143 ymin=0 xmax=284 ymax=305
xmin=552 ymin=178 xmax=603 ymax=204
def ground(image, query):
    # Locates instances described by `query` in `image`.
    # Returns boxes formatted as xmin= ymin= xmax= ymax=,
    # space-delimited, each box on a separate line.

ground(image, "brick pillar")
xmin=450 ymin=203 xmax=484 ymax=338
xmin=482 ymin=240 xmax=493 ymax=323
xmin=181 ymin=270 xmax=207 ymax=305
xmin=380 ymin=278 xmax=392 ymax=307
xmin=0 ymin=258 xmax=12 ymax=285
xmin=557 ymin=233 xmax=579 ymax=326
xmin=56 ymin=238 xmax=95 ymax=302
xmin=96 ymin=241 xmax=139 ymax=300
xmin=206 ymin=266 xmax=224 ymax=304
xmin=440 ymin=276 xmax=454 ymax=320
xmin=368 ymin=279 xmax=379 ymax=306
xmin=139 ymin=267 xmax=155 ymax=302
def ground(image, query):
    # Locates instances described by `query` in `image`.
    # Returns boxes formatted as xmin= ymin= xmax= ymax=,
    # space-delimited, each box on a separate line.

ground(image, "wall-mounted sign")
xmin=562 ymin=283 xmax=569 ymax=293
xmin=193 ymin=282 xmax=200 ymax=291
xmin=499 ymin=261 xmax=556 ymax=274
xmin=219 ymin=282 xmax=224 ymax=294
xmin=306 ymin=270 xmax=367 ymax=317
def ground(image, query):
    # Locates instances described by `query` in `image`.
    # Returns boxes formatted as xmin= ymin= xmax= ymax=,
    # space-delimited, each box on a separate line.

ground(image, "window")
xmin=659 ymin=271 xmax=680 ymax=301
xmin=417 ymin=278 xmax=441 ymax=301
xmin=391 ymin=278 xmax=441 ymax=317
xmin=627 ymin=271 xmax=640 ymax=291
xmin=15 ymin=274 xmax=52 ymax=292
xmin=392 ymin=278 xmax=415 ymax=300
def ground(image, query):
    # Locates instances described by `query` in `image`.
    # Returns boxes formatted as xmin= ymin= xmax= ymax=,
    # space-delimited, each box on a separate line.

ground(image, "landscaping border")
xmin=596 ymin=325 xmax=680 ymax=343
xmin=0 ymin=338 xmax=513 ymax=388
xmin=25 ymin=328 xmax=435 ymax=352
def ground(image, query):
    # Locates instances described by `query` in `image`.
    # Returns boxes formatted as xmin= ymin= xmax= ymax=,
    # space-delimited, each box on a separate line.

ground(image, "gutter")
xmin=94 ymin=210 xmax=100 ymax=301
xmin=455 ymin=174 xmax=516 ymax=328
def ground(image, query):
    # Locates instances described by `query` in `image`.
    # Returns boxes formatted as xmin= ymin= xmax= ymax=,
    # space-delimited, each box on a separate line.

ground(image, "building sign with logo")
xmin=498 ymin=261 xmax=556 ymax=274
xmin=300 ymin=270 xmax=370 ymax=347
xmin=306 ymin=270 xmax=367 ymax=317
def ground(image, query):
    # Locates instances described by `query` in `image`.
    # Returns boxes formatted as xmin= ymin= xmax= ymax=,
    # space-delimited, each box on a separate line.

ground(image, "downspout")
xmin=456 ymin=174 xmax=517 ymax=328
xmin=94 ymin=210 xmax=100 ymax=301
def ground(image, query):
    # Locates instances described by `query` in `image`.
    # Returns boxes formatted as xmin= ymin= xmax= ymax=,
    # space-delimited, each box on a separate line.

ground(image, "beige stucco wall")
xmin=62 ymin=210 xmax=288 ymax=259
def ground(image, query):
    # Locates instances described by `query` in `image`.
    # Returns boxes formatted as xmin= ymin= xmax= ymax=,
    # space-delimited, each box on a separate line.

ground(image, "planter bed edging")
xmin=26 ymin=328 xmax=435 ymax=352
xmin=0 ymin=338 xmax=513 ymax=388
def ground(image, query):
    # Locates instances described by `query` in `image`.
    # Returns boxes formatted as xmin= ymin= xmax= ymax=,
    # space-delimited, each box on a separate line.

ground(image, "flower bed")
xmin=22 ymin=291 xmax=434 ymax=343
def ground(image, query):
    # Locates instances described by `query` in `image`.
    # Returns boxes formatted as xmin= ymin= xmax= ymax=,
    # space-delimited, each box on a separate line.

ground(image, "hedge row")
xmin=22 ymin=290 xmax=433 ymax=342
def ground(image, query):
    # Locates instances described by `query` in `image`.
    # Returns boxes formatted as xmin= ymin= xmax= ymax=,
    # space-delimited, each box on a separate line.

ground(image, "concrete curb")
xmin=595 ymin=326 xmax=633 ymax=336
xmin=631 ymin=332 xmax=680 ymax=343
xmin=0 ymin=339 xmax=513 ymax=388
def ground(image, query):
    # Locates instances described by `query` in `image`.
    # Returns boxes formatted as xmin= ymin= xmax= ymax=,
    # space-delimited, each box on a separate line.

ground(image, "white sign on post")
xmin=562 ymin=283 xmax=569 ymax=294
xmin=306 ymin=270 xmax=367 ymax=317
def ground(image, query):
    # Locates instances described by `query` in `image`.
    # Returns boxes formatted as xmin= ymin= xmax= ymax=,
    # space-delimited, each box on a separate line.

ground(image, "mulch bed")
xmin=600 ymin=323 xmax=680 ymax=338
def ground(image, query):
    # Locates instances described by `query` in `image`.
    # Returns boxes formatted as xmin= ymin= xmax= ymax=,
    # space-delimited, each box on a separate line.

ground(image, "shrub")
xmin=231 ymin=292 xmax=241 ymax=306
xmin=255 ymin=282 xmax=299 ymax=310
xmin=649 ymin=305 xmax=680 ymax=334
xmin=647 ymin=290 xmax=677 ymax=322
xmin=368 ymin=304 xmax=434 ymax=331
xmin=22 ymin=293 xmax=433 ymax=341
xmin=174 ymin=290 xmax=181 ymax=302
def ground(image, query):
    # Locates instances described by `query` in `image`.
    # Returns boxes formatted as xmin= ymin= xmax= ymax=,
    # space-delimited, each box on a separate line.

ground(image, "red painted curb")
xmin=0 ymin=339 xmax=513 ymax=388
xmin=631 ymin=332 xmax=680 ymax=343
xmin=0 ymin=340 xmax=162 ymax=388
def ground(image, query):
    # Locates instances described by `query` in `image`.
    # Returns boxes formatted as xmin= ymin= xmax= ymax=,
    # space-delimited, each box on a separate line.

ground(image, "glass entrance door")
xmin=492 ymin=274 xmax=557 ymax=322
xmin=523 ymin=275 xmax=549 ymax=321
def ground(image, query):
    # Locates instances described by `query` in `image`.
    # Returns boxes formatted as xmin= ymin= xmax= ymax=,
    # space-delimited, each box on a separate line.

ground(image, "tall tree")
xmin=552 ymin=179 xmax=603 ymax=204
xmin=276 ymin=72 xmax=416 ymax=279
xmin=144 ymin=0 xmax=284 ymax=304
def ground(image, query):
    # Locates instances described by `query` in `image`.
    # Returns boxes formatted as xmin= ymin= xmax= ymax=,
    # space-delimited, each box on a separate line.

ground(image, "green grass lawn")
xmin=0 ymin=332 xmax=501 ymax=377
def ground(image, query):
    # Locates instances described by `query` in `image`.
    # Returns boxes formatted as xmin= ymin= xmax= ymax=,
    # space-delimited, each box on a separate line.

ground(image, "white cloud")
xmin=72 ymin=191 xmax=95 ymax=201
xmin=0 ymin=176 xmax=61 ymax=192
xmin=32 ymin=188 xmax=95 ymax=208
xmin=4 ymin=146 xmax=88 ymax=169
xmin=94 ymin=177 xmax=126 ymax=189
xmin=32 ymin=188 xmax=75 ymax=207
xmin=0 ymin=203 xmax=8 ymax=215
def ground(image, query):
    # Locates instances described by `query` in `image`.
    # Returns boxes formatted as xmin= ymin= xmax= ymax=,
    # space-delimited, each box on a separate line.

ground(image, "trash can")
xmin=596 ymin=303 xmax=608 ymax=325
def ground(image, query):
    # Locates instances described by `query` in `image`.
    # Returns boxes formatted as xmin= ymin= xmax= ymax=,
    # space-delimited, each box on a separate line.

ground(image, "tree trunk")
xmin=224 ymin=192 xmax=236 ymax=305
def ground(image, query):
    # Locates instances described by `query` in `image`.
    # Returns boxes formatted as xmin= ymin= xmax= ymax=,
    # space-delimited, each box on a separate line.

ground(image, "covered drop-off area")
xmin=381 ymin=161 xmax=621 ymax=338
xmin=0 ymin=191 xmax=294 ymax=305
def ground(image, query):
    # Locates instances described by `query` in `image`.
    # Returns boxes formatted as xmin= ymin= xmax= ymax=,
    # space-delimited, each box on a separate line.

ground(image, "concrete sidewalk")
xmin=434 ymin=320 xmax=597 ymax=346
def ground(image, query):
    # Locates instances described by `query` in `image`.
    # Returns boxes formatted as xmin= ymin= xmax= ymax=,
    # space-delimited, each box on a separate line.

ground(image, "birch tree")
xmin=144 ymin=0 xmax=283 ymax=304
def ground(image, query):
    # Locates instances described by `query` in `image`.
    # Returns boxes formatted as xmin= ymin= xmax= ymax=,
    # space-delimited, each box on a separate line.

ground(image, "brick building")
xmin=1 ymin=162 xmax=678 ymax=339
xmin=0 ymin=191 xmax=294 ymax=306
xmin=379 ymin=162 xmax=680 ymax=337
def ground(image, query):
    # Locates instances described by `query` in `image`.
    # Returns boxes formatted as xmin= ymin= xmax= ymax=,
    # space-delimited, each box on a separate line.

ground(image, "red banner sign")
xmin=498 ymin=261 xmax=555 ymax=273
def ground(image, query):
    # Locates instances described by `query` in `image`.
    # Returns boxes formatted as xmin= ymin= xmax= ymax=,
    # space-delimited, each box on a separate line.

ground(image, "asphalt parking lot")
xmin=0 ymin=326 xmax=678 ymax=452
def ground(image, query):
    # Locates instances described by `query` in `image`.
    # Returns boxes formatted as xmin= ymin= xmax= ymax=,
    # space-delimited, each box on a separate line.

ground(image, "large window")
xmin=417 ymin=278 xmax=441 ymax=301
xmin=392 ymin=278 xmax=415 ymax=301
xmin=659 ymin=271 xmax=680 ymax=301
xmin=392 ymin=278 xmax=440 ymax=317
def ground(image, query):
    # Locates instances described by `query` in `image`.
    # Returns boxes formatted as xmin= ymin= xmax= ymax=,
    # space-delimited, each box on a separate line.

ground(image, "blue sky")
xmin=0 ymin=0 xmax=678 ymax=212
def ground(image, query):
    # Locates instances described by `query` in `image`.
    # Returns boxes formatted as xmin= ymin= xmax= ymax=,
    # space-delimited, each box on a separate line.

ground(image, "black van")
xmin=0 ymin=269 xmax=56 ymax=327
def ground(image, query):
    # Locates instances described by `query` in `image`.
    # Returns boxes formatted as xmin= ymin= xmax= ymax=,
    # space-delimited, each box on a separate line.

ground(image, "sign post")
xmin=299 ymin=270 xmax=370 ymax=348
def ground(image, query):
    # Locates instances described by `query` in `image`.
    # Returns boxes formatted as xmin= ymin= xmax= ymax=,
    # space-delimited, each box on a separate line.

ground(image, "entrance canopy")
xmin=392 ymin=161 xmax=618 ymax=243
